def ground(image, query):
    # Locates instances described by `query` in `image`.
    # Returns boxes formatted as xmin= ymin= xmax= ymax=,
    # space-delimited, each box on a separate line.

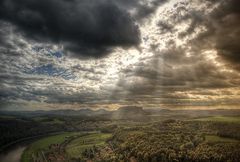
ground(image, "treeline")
xmin=0 ymin=116 xmax=117 ymax=149
xmin=211 ymin=122 xmax=240 ymax=140
xmin=0 ymin=118 xmax=63 ymax=148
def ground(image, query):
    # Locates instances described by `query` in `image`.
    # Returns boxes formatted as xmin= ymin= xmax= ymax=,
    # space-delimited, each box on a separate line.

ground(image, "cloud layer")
xmin=0 ymin=0 xmax=240 ymax=110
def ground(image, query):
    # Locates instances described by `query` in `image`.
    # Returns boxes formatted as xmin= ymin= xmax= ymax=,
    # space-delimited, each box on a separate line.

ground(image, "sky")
xmin=0 ymin=0 xmax=240 ymax=111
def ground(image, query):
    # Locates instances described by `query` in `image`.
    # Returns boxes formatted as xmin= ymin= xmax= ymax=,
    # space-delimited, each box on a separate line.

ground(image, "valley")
xmin=0 ymin=107 xmax=240 ymax=162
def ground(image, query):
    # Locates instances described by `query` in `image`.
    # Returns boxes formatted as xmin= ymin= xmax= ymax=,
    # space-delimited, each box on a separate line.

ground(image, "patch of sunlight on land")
xmin=194 ymin=116 xmax=240 ymax=123
xmin=21 ymin=132 xmax=81 ymax=162
xmin=66 ymin=133 xmax=112 ymax=159
xmin=205 ymin=135 xmax=239 ymax=143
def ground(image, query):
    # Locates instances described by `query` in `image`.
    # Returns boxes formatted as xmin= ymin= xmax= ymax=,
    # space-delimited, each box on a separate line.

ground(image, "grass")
xmin=205 ymin=135 xmax=239 ymax=143
xmin=21 ymin=132 xmax=80 ymax=162
xmin=33 ymin=117 xmax=65 ymax=124
xmin=0 ymin=115 xmax=16 ymax=119
xmin=194 ymin=116 xmax=240 ymax=123
xmin=45 ymin=118 xmax=64 ymax=124
xmin=66 ymin=133 xmax=112 ymax=158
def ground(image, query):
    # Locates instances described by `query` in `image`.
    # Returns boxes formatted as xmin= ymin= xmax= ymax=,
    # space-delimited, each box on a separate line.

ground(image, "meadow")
xmin=205 ymin=135 xmax=239 ymax=143
xmin=194 ymin=116 xmax=240 ymax=123
xmin=21 ymin=132 xmax=81 ymax=162
xmin=66 ymin=133 xmax=112 ymax=159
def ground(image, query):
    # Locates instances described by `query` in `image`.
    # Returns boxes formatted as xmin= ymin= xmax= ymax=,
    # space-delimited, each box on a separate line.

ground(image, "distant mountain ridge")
xmin=1 ymin=107 xmax=240 ymax=120
xmin=112 ymin=106 xmax=149 ymax=120
xmin=0 ymin=106 xmax=149 ymax=120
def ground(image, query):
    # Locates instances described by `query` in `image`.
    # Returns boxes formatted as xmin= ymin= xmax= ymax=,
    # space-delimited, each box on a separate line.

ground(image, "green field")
xmin=66 ymin=133 xmax=112 ymax=158
xmin=0 ymin=115 xmax=16 ymax=119
xmin=33 ymin=117 xmax=65 ymax=124
xmin=21 ymin=132 xmax=80 ymax=162
xmin=194 ymin=116 xmax=240 ymax=123
xmin=205 ymin=135 xmax=239 ymax=143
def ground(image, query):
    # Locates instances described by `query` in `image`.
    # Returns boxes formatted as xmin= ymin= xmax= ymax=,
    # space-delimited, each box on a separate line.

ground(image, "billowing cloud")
xmin=110 ymin=0 xmax=240 ymax=108
xmin=211 ymin=0 xmax=240 ymax=68
xmin=0 ymin=0 xmax=141 ymax=58
xmin=180 ymin=0 xmax=240 ymax=69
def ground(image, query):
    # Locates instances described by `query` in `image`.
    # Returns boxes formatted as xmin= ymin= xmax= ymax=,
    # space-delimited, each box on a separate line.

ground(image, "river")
xmin=0 ymin=132 xmax=67 ymax=162
xmin=0 ymin=145 xmax=27 ymax=162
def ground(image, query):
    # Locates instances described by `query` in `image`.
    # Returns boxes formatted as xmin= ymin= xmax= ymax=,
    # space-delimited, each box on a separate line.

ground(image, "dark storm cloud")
xmin=212 ymin=0 xmax=240 ymax=66
xmin=0 ymin=0 xmax=141 ymax=58
xmin=199 ymin=0 xmax=240 ymax=67
xmin=179 ymin=0 xmax=240 ymax=69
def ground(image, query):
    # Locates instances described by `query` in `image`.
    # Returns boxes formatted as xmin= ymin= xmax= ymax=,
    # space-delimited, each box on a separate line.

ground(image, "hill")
xmin=112 ymin=106 xmax=148 ymax=120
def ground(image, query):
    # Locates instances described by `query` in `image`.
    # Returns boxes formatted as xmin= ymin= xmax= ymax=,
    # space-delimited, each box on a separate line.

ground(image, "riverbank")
xmin=0 ymin=131 xmax=66 ymax=152
xmin=0 ymin=145 xmax=26 ymax=162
